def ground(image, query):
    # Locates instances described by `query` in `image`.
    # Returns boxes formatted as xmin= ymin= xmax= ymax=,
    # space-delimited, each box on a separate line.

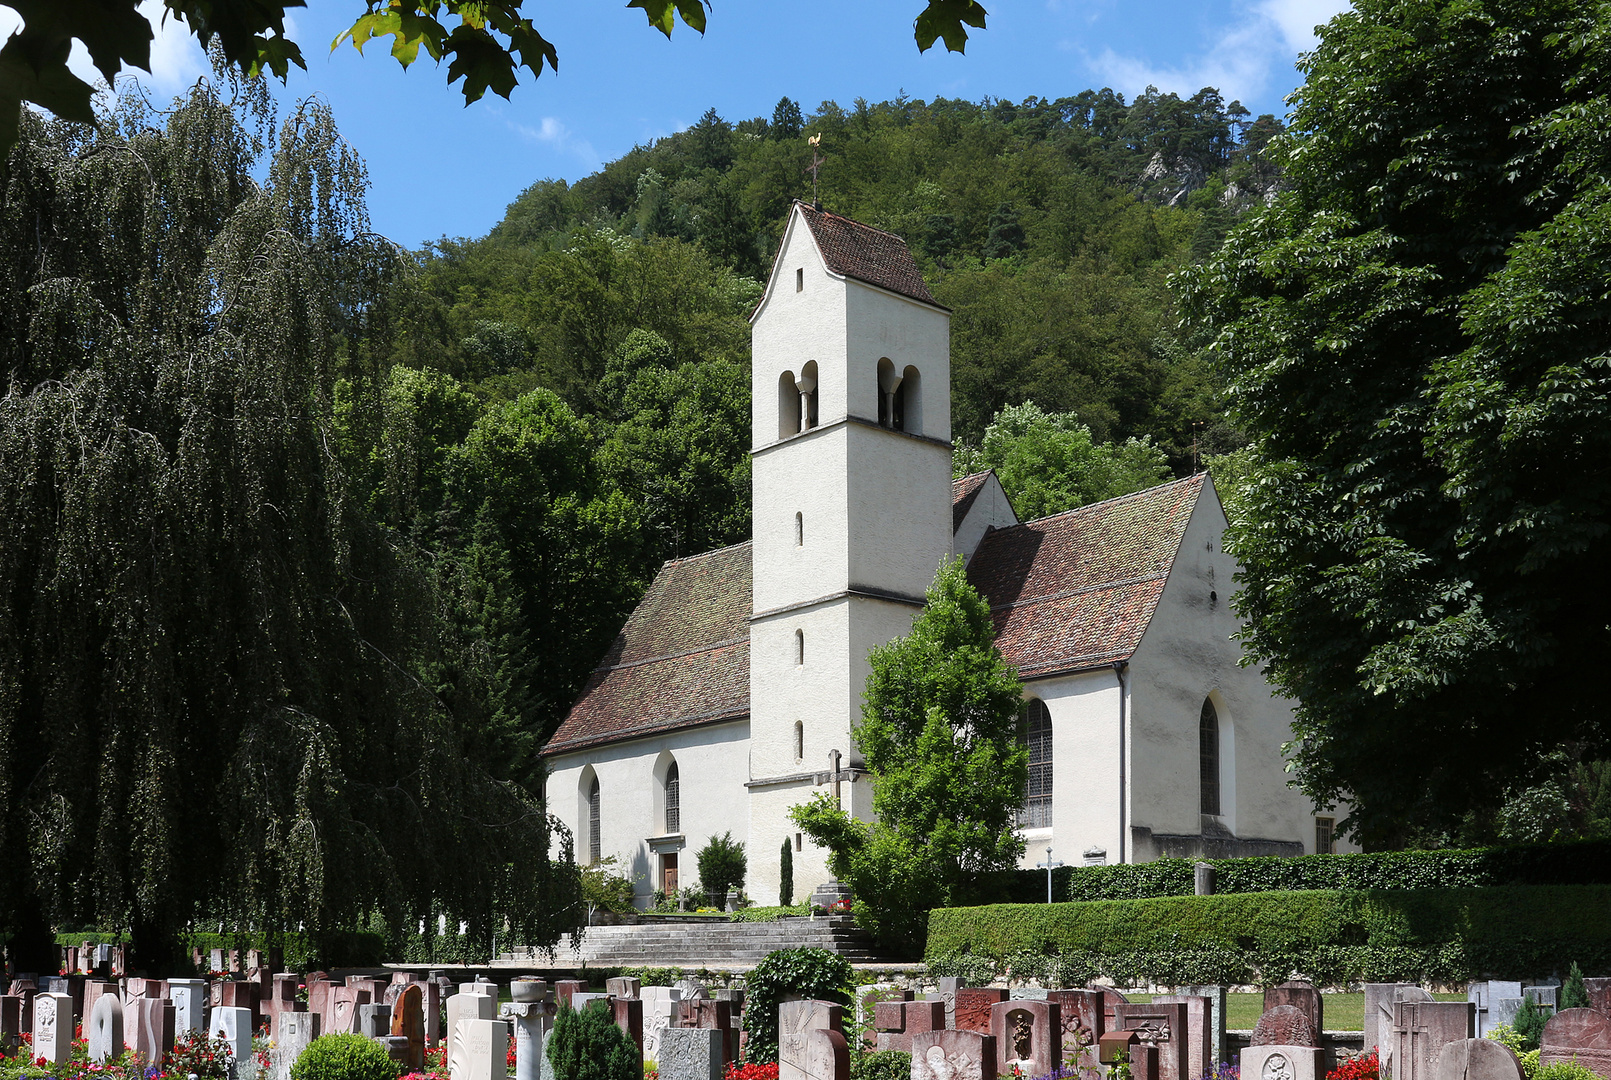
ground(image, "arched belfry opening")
xmin=877 ymin=359 xmax=922 ymax=434
xmin=877 ymin=358 xmax=901 ymax=429
xmin=798 ymin=361 xmax=819 ymax=430
xmin=778 ymin=370 xmax=800 ymax=438
xmin=900 ymin=365 xmax=922 ymax=434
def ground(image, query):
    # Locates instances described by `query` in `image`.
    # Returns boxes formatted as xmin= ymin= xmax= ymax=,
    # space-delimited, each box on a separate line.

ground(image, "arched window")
xmin=664 ymin=761 xmax=680 ymax=834
xmin=794 ymin=721 xmax=804 ymax=763
xmin=587 ymin=776 xmax=601 ymax=863
xmin=900 ymin=365 xmax=922 ymax=434
xmin=798 ymin=361 xmax=819 ymax=430
xmin=877 ymin=358 xmax=901 ymax=428
xmin=795 ymin=512 xmax=803 ymax=547
xmin=1200 ymin=698 xmax=1221 ymax=816
xmin=795 ymin=628 xmax=804 ymax=666
xmin=778 ymin=370 xmax=800 ymax=438
xmin=1019 ymin=699 xmax=1052 ymax=828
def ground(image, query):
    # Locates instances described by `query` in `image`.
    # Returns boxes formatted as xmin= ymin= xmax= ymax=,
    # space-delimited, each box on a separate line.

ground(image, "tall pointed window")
xmin=588 ymin=776 xmax=601 ymax=863
xmin=665 ymin=761 xmax=680 ymax=834
xmin=1200 ymin=698 xmax=1221 ymax=816
xmin=1019 ymin=699 xmax=1052 ymax=828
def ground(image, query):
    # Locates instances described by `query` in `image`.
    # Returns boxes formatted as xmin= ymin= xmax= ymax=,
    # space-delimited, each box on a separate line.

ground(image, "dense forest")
xmin=0 ymin=76 xmax=1278 ymax=954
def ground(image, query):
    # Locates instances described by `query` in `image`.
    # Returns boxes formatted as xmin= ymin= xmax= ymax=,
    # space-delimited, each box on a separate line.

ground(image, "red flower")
xmin=1327 ymin=1051 xmax=1380 ymax=1080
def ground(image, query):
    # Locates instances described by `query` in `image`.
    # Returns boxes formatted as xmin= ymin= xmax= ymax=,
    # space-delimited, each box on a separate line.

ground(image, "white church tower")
xmin=745 ymin=201 xmax=955 ymax=902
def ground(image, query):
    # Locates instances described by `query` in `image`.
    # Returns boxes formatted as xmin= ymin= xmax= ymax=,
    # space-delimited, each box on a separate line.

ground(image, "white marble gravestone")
xmin=274 ymin=1012 xmax=320 ymax=1080
xmin=34 ymin=992 xmax=72 ymax=1066
xmin=1241 ymin=1046 xmax=1324 ymax=1080
xmin=168 ymin=978 xmax=208 ymax=1038
xmin=450 ymin=1017 xmax=509 ymax=1080
xmin=642 ymin=987 xmax=682 ymax=1060
xmin=88 ymin=991 xmax=124 ymax=1063
xmin=211 ymin=1005 xmax=255 ymax=1080
xmin=445 ymin=988 xmax=496 ymax=1073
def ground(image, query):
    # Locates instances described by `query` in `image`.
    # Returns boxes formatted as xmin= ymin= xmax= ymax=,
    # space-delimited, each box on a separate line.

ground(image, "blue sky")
xmin=16 ymin=0 xmax=1351 ymax=249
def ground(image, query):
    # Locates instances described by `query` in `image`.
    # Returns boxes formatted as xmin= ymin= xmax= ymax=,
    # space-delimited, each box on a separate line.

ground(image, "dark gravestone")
xmin=1265 ymin=983 xmax=1322 ymax=1038
xmin=954 ymin=988 xmax=1008 ymax=1034
xmin=911 ymin=1030 xmax=997 ymax=1080
xmin=613 ymin=996 xmax=644 ymax=1062
xmin=991 ymin=999 xmax=1061 ymax=1080
xmin=1097 ymin=987 xmax=1132 ymax=1030
xmin=1541 ymin=1008 xmax=1611 ymax=1080
xmin=1252 ymin=1006 xmax=1319 ymax=1049
xmin=1154 ymin=994 xmax=1214 ymax=1080
xmin=392 ymin=984 xmax=426 ymax=1073
xmin=1048 ymin=989 xmax=1106 ymax=1080
xmin=554 ymin=980 xmax=586 ymax=1009
xmin=1114 ymin=1002 xmax=1190 ymax=1080
xmin=874 ymin=1000 xmax=942 ymax=1054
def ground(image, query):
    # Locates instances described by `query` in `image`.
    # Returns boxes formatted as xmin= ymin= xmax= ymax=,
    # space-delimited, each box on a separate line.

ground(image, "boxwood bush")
xmin=926 ymin=884 xmax=1611 ymax=985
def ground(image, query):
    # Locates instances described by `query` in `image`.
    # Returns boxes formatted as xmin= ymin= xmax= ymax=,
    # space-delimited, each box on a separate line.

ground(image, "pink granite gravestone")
xmin=613 ymin=996 xmax=644 ymax=1061
xmin=1115 ymin=1001 xmax=1190 ymax=1080
xmin=680 ymin=998 xmax=737 ymax=1067
xmin=1048 ymin=989 xmax=1106 ymax=1080
xmin=392 ymin=984 xmax=425 ymax=1072
xmin=955 ymin=988 xmax=1008 ymax=1034
xmin=1582 ymin=980 xmax=1611 ymax=1019
xmin=1393 ymin=1000 xmax=1476 ymax=1080
xmin=1265 ymin=983 xmax=1323 ymax=1039
xmin=1437 ymin=1038 xmax=1526 ymax=1080
xmin=129 ymin=997 xmax=176 ymax=1065
xmin=1541 ymin=1009 xmax=1611 ymax=1080
xmin=1252 ymin=1005 xmax=1319 ymax=1049
xmin=779 ymin=1000 xmax=842 ymax=1080
xmin=1153 ymin=994 xmax=1214 ymax=1080
xmin=555 ymin=980 xmax=586 ymax=1009
xmin=910 ymin=1030 xmax=998 ymax=1080
xmin=328 ymin=986 xmax=371 ymax=1035
xmin=991 ymin=999 xmax=1062 ymax=1079
xmin=1096 ymin=987 xmax=1133 ymax=1030
xmin=873 ymin=1000 xmax=942 ymax=1053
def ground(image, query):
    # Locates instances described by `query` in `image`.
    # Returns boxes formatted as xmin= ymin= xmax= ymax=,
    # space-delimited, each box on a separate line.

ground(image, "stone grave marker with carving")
xmin=1265 ymin=983 xmax=1323 ymax=1038
xmin=660 ymin=1027 xmax=723 ymax=1080
xmin=1115 ymin=1001 xmax=1189 ymax=1080
xmin=554 ymin=980 xmax=586 ymax=1009
xmin=1365 ymin=985 xmax=1433 ymax=1077
xmin=328 ymin=986 xmax=370 ymax=1035
xmin=393 ymin=983 xmax=426 ymax=1073
xmin=168 ymin=979 xmax=207 ymax=1037
xmin=1393 ymin=1000 xmax=1477 ymax=1080
xmin=991 ymin=999 xmax=1061 ymax=1080
xmin=1241 ymin=1046 xmax=1324 ymax=1080
xmin=955 ymin=988 xmax=1008 ymax=1035
xmin=130 ymin=997 xmax=175 ymax=1065
xmin=34 ymin=992 xmax=72 ymax=1066
xmin=1048 ymin=989 xmax=1105 ymax=1079
xmin=88 ymin=991 xmax=124 ymax=1062
xmin=1541 ymin=1008 xmax=1611 ymax=1080
xmin=1436 ymin=1038 xmax=1526 ymax=1080
xmin=1152 ymin=995 xmax=1213 ymax=1080
xmin=1468 ymin=983 xmax=1523 ymax=1039
xmin=679 ymin=999 xmax=736 ymax=1067
xmin=779 ymin=1000 xmax=843 ymax=1080
xmin=451 ymin=1017 xmax=510 ymax=1080
xmin=643 ymin=987 xmax=681 ymax=1060
xmin=359 ymin=1003 xmax=390 ymax=1039
xmin=1252 ymin=1005 xmax=1319 ymax=1049
xmin=872 ymin=999 xmax=941 ymax=1054
xmin=911 ymin=1030 xmax=997 ymax=1080
xmin=1582 ymin=979 xmax=1611 ymax=1018
xmin=802 ymin=1028 xmax=848 ymax=1080
xmin=445 ymin=988 xmax=496 ymax=1072
xmin=607 ymin=977 xmax=641 ymax=998
xmin=211 ymin=1006 xmax=254 ymax=1080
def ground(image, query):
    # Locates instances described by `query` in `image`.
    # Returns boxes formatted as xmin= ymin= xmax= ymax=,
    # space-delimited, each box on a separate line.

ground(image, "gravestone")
xmin=218 ymin=978 xmax=261 ymax=1030
xmin=1241 ymin=1045 xmax=1324 ymax=1080
xmin=168 ymin=978 xmax=207 ymax=1037
xmin=1115 ymin=1001 xmax=1190 ymax=1080
xmin=210 ymin=949 xmax=228 ymax=973
xmin=679 ymin=999 xmax=736 ymax=1067
xmin=423 ymin=977 xmax=443 ymax=1044
xmin=571 ymin=992 xmax=610 ymax=1013
xmin=910 ymin=1030 xmax=998 ymax=1080
xmin=274 ymin=1012 xmax=320 ymax=1080
xmin=660 ymin=1027 xmax=723 ymax=1080
xmin=1540 ymin=1008 xmax=1611 ymax=1080
xmin=1102 ymin=1030 xmax=1159 ymax=1080
xmin=991 ymin=998 xmax=1062 ymax=1080
xmin=41 ymin=976 xmax=82 ymax=1022
xmin=328 ymin=986 xmax=371 ymax=1035
xmin=1365 ymin=984 xmax=1433 ymax=1077
xmin=1011 ymin=987 xmax=1051 ymax=1001
xmin=1582 ymin=979 xmax=1611 ymax=1018
xmin=359 ymin=1003 xmax=391 ymax=1039
xmin=780 ymin=1000 xmax=843 ymax=1080
xmin=673 ymin=979 xmax=710 ymax=1003
xmin=930 ymin=977 xmax=962 ymax=1030
xmin=34 ymin=992 xmax=73 ymax=1066
xmin=501 ymin=999 xmax=552 ymax=1080
xmin=211 ymin=1006 xmax=255 ymax=1080
xmin=1096 ymin=987 xmax=1132 ymax=1030
xmin=954 ymin=988 xmax=1008 ymax=1034
xmin=643 ymin=987 xmax=682 ymax=1060
xmin=82 ymin=981 xmax=114 ymax=1034
xmin=1265 ymin=983 xmax=1323 ymax=1038
xmin=1252 ymin=1005 xmax=1319 ymax=1049
xmin=0 ymin=995 xmax=24 ymax=1046
xmin=1527 ymin=987 xmax=1560 ymax=1011
xmin=380 ymin=1036 xmax=412 ymax=1068
xmin=88 ymin=991 xmax=124 ymax=1062
xmin=130 ymin=997 xmax=176 ymax=1065
xmin=613 ymin=996 xmax=644 ymax=1061
xmin=393 ymin=983 xmax=426 ymax=1073
xmin=803 ymin=1028 xmax=849 ymax=1080
xmin=607 ymin=977 xmax=642 ymax=998
xmin=873 ymin=999 xmax=942 ymax=1053
xmin=1180 ymin=986 xmax=1229 ymax=1067
xmin=451 ymin=1017 xmax=510 ymax=1080
xmin=1152 ymin=995 xmax=1214 ymax=1080
xmin=1393 ymin=1000 xmax=1477 ymax=1080
xmin=307 ymin=979 xmax=337 ymax=1028
xmin=445 ymin=987 xmax=496 ymax=1069
xmin=1436 ymin=1038 xmax=1526 ymax=1080
xmin=1048 ymin=989 xmax=1106 ymax=1079
xmin=265 ymin=974 xmax=303 ymax=1032
xmin=554 ymin=980 xmax=586 ymax=1008
xmin=1468 ymin=983 xmax=1524 ymax=1039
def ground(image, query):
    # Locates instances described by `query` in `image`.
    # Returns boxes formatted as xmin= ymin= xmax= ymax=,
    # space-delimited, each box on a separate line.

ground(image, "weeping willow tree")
xmin=0 ymin=78 xmax=581 ymax=970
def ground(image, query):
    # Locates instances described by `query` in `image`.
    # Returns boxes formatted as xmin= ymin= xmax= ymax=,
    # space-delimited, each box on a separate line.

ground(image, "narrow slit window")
xmin=665 ymin=761 xmax=680 ymax=834
xmin=795 ymin=628 xmax=805 ymax=666
xmin=795 ymin=512 xmax=803 ymax=547
xmin=796 ymin=268 xmax=803 ymax=291
xmin=1200 ymin=698 xmax=1221 ymax=816
xmin=1316 ymin=816 xmax=1335 ymax=854
xmin=794 ymin=721 xmax=804 ymax=763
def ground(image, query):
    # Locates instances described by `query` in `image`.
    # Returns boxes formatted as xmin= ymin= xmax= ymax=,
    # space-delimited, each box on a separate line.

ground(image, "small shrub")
xmin=1514 ymin=998 xmax=1550 ymax=1052
xmin=291 ymin=1034 xmax=400 ymax=1080
xmin=1488 ymin=1024 xmax=1527 ymax=1057
xmin=743 ymin=947 xmax=855 ymax=1064
xmin=698 ymin=832 xmax=748 ymax=899
xmin=1562 ymin=962 xmax=1591 ymax=1010
xmin=1521 ymin=1050 xmax=1542 ymax=1080
xmin=1535 ymin=1063 xmax=1598 ymax=1080
xmin=850 ymin=1050 xmax=911 ymax=1080
xmin=169 ymin=1033 xmax=234 ymax=1080
xmin=780 ymin=839 xmax=794 ymax=908
xmin=547 ymin=1000 xmax=639 ymax=1080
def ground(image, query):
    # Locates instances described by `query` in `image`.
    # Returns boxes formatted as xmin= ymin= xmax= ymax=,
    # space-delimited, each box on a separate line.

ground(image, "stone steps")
xmin=499 ymin=916 xmax=894 ymax=967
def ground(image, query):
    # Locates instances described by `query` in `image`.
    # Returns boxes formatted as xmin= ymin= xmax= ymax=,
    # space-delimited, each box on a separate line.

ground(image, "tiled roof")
xmin=543 ymin=542 xmax=752 ymax=756
xmin=952 ymin=470 xmax=990 ymax=532
xmin=967 ymin=475 xmax=1206 ymax=680
xmin=796 ymin=201 xmax=942 ymax=307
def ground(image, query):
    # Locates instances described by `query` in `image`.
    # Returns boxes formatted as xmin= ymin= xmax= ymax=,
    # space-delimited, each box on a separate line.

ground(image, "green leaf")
xmin=625 ymin=0 xmax=708 ymax=39
xmin=0 ymin=38 xmax=96 ymax=122
xmin=914 ymin=0 xmax=987 ymax=53
xmin=444 ymin=24 xmax=518 ymax=104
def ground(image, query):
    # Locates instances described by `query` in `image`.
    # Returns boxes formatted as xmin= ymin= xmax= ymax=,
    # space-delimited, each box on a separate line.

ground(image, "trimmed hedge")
xmin=54 ymin=930 xmax=387 ymax=969
xmin=1015 ymin=840 xmax=1611 ymax=903
xmin=926 ymin=885 xmax=1611 ymax=986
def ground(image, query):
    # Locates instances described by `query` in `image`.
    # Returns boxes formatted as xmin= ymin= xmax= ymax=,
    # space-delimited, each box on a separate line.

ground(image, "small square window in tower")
xmin=1019 ymin=699 xmax=1052 ymax=828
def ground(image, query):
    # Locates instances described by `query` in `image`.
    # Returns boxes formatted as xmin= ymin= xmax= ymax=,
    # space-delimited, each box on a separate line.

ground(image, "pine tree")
xmin=779 ymin=839 xmax=794 ymax=907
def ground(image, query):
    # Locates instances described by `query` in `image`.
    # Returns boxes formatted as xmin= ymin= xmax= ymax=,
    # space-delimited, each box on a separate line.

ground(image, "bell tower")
xmin=745 ymin=201 xmax=954 ymax=903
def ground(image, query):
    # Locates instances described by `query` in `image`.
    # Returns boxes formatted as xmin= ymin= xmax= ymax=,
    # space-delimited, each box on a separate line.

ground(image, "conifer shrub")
xmin=698 ymin=832 xmax=747 ymax=900
xmin=1513 ymin=998 xmax=1549 ymax=1053
xmin=290 ymin=1034 xmax=399 ymax=1080
xmin=780 ymin=839 xmax=794 ymax=908
xmin=547 ymin=1000 xmax=639 ymax=1080
xmin=1562 ymin=961 xmax=1591 ymax=1009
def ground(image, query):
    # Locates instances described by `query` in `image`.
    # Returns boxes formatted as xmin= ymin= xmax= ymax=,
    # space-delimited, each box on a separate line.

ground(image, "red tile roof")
xmin=543 ymin=542 xmax=752 ymax=756
xmin=966 ymin=475 xmax=1207 ymax=680
xmin=951 ymin=470 xmax=991 ymax=532
xmin=796 ymin=201 xmax=943 ymax=308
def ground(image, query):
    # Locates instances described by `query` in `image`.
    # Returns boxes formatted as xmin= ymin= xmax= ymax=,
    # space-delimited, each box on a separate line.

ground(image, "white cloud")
xmin=1087 ymin=0 xmax=1351 ymax=110
xmin=509 ymin=116 xmax=601 ymax=168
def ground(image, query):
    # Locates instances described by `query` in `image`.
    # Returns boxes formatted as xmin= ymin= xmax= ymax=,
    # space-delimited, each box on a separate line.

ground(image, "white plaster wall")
xmin=1126 ymin=480 xmax=1358 ymax=854
xmin=748 ymin=781 xmax=842 ymax=907
xmin=846 ymin=422 xmax=953 ymax=602
xmin=545 ymin=719 xmax=751 ymax=906
xmin=753 ymin=427 xmax=850 ymax=613
xmin=1014 ymin=669 xmax=1126 ymax=868
xmin=750 ymin=599 xmax=854 ymax=779
xmin=751 ymin=212 xmax=848 ymax=448
xmin=843 ymin=281 xmax=952 ymax=441
xmin=954 ymin=472 xmax=1019 ymax=563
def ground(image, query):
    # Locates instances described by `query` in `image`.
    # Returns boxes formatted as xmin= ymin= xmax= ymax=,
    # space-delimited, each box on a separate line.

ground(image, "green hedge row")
xmin=926 ymin=885 xmax=1611 ymax=986
xmin=53 ymin=930 xmax=388 ymax=969
xmin=1012 ymin=840 xmax=1611 ymax=903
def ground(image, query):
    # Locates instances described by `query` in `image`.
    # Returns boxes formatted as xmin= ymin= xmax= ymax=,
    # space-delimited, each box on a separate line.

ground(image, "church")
xmin=540 ymin=201 xmax=1349 ymax=909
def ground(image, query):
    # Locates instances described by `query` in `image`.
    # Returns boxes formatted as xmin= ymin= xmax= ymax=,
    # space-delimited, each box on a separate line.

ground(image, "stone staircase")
xmin=500 ymin=915 xmax=892 ymax=968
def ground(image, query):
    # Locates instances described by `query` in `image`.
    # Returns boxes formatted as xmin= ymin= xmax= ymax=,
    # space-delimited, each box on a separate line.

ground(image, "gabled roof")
xmin=952 ymin=471 xmax=991 ymax=532
xmin=966 ymin=474 xmax=1206 ymax=680
xmin=543 ymin=542 xmax=752 ymax=756
xmin=795 ymin=201 xmax=943 ymax=308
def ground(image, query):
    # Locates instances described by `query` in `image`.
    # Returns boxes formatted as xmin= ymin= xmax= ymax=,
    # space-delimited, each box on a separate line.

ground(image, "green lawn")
xmin=1125 ymin=992 xmax=1467 ymax=1030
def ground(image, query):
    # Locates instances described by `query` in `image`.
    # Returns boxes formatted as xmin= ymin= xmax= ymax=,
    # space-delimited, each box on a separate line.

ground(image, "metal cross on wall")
xmin=1037 ymin=846 xmax=1063 ymax=903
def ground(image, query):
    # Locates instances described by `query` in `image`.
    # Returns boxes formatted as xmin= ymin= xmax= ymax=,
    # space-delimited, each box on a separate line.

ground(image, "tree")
xmin=546 ymin=1000 xmax=640 ymax=1080
xmin=954 ymin=401 xmax=1171 ymax=520
xmin=771 ymin=97 xmax=804 ymax=140
xmin=695 ymin=831 xmax=747 ymax=899
xmin=791 ymin=557 xmax=1025 ymax=953
xmin=1176 ymin=0 xmax=1611 ymax=846
xmin=0 ymin=84 xmax=580 ymax=968
xmin=779 ymin=838 xmax=793 ymax=907
xmin=0 ymin=0 xmax=990 ymax=160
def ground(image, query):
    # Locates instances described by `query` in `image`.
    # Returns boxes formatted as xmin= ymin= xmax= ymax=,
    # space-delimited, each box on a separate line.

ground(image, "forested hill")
xmin=400 ymin=88 xmax=1280 ymax=454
